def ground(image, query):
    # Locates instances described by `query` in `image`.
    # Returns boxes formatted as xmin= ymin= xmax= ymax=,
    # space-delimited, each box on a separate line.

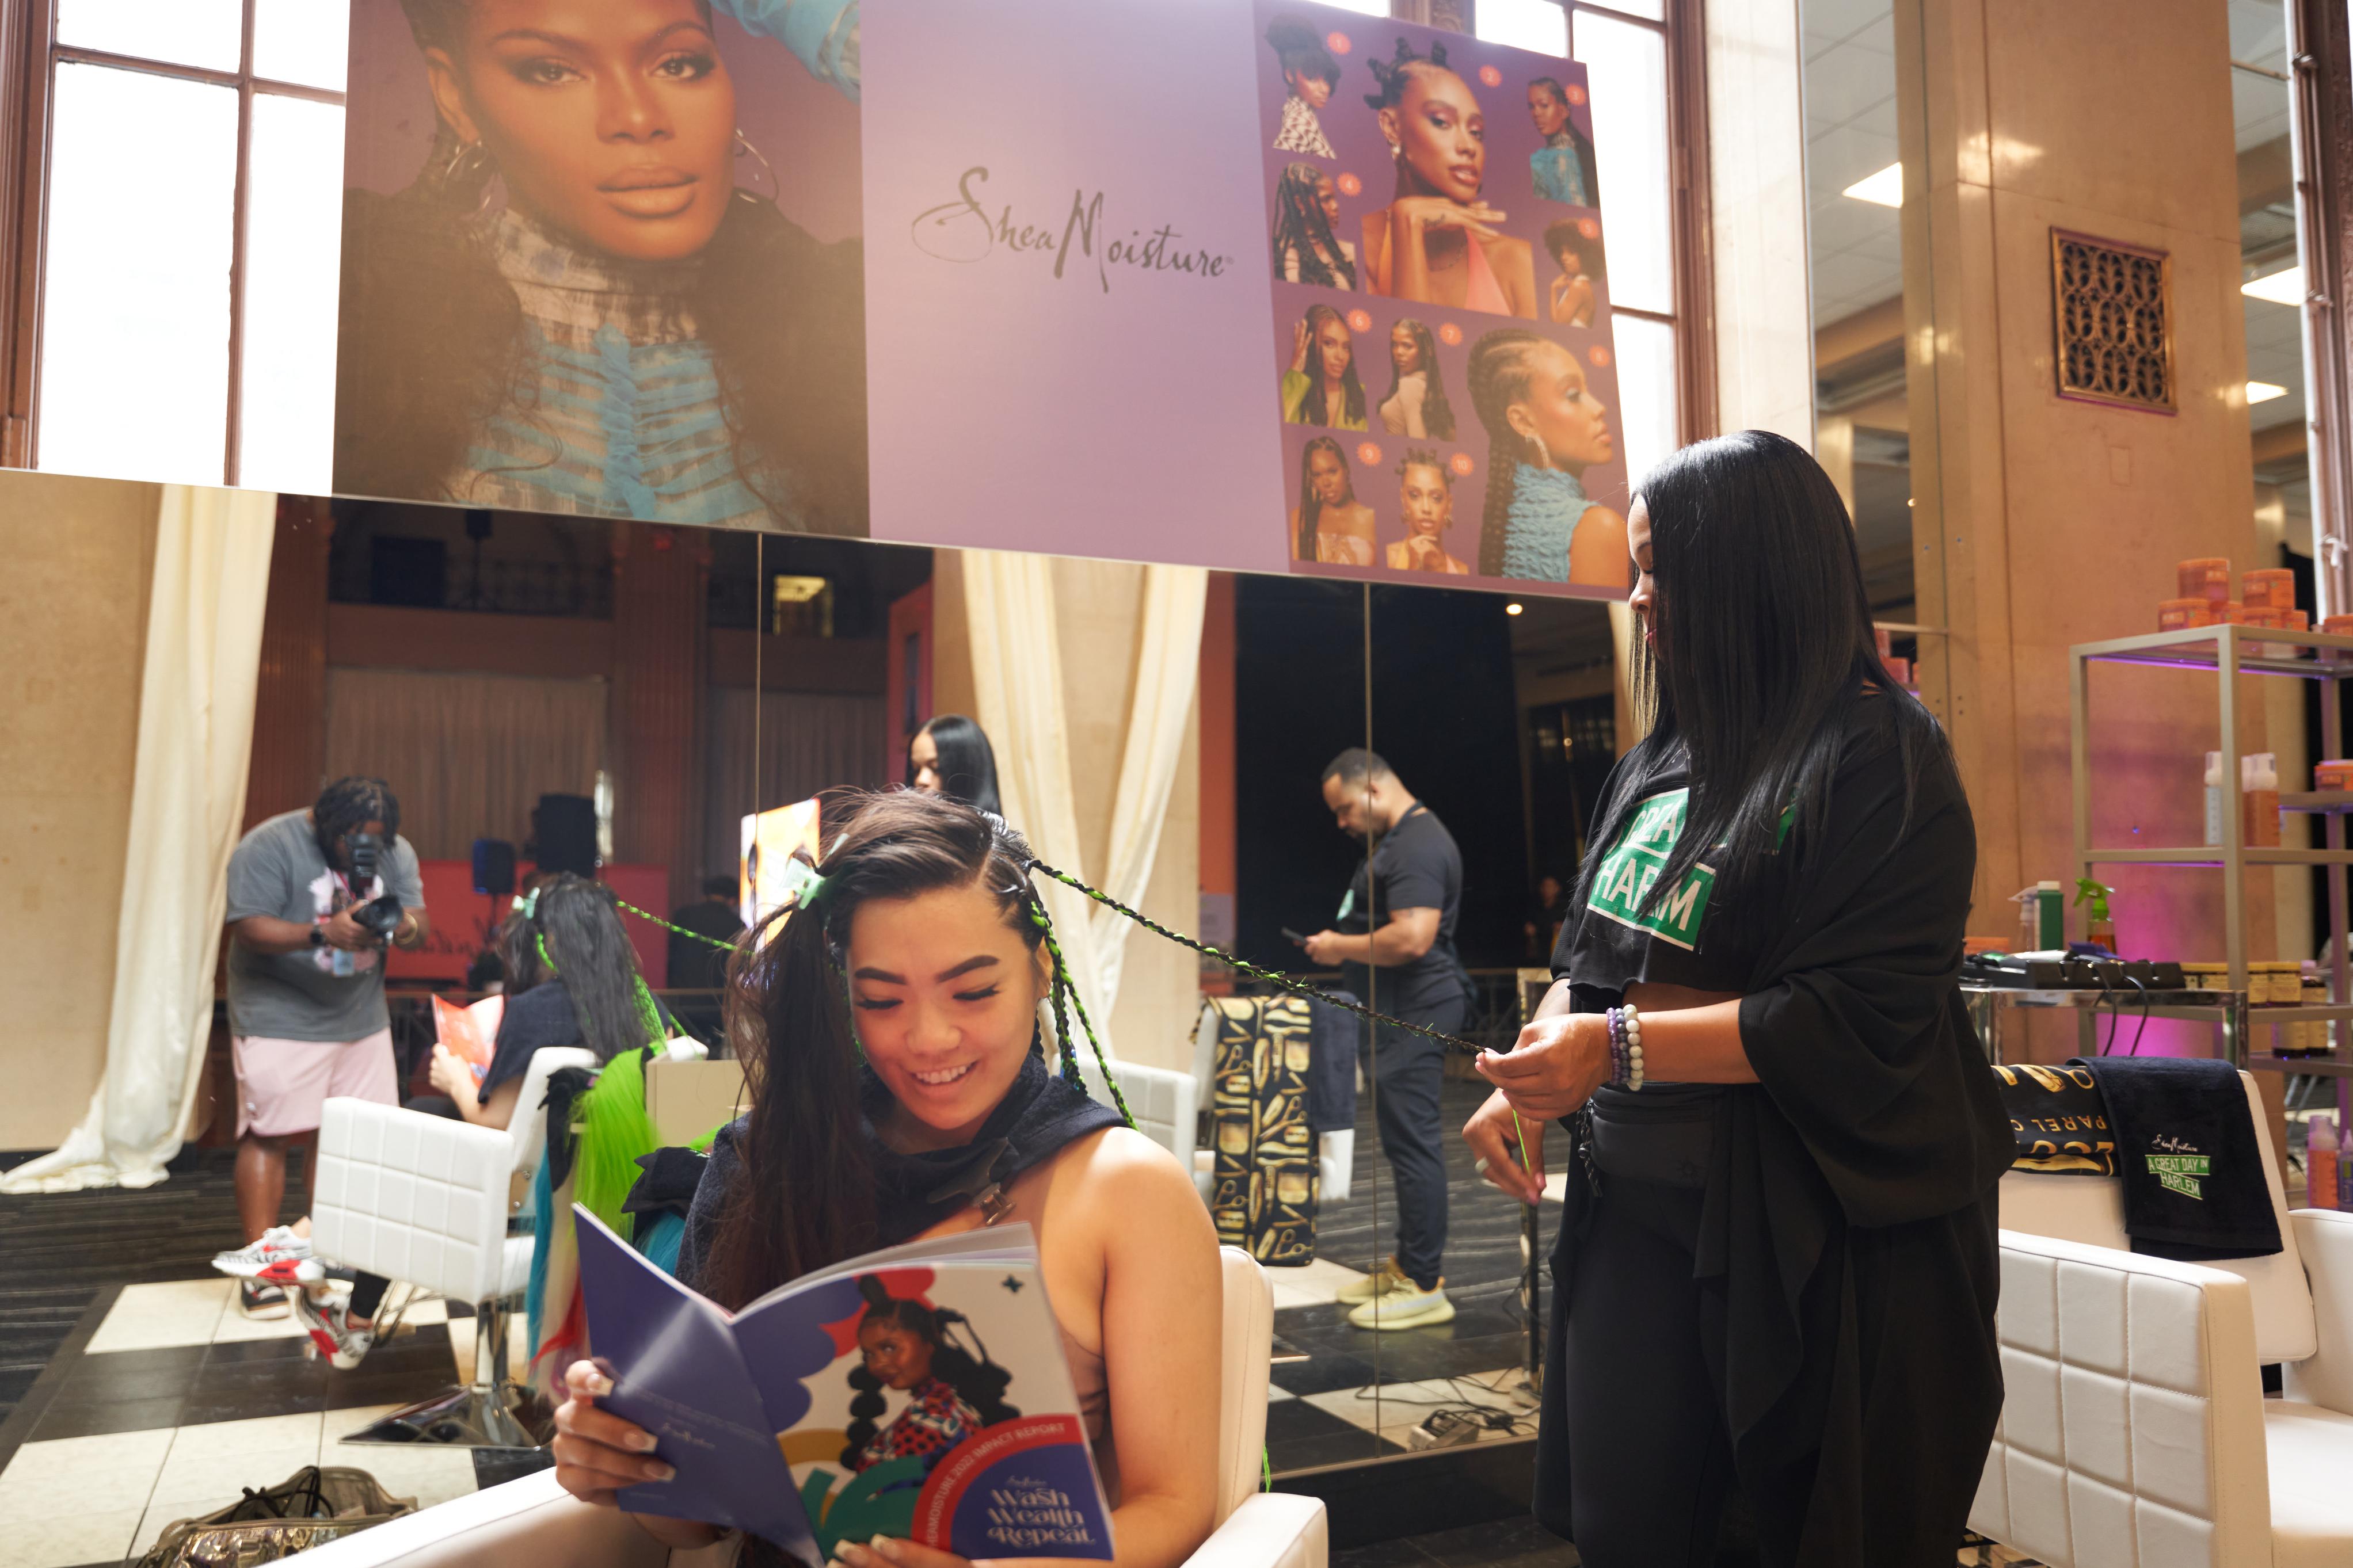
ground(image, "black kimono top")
xmin=1544 ymin=694 xmax=2013 ymax=1564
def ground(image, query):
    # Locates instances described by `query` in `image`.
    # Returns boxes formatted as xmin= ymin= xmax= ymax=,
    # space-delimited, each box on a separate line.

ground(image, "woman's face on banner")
xmin=1511 ymin=340 xmax=1614 ymax=470
xmin=859 ymin=1317 xmax=936 ymax=1391
xmin=1390 ymin=323 xmax=1423 ymax=376
xmin=1316 ymin=174 xmax=1342 ymax=230
xmin=427 ymin=0 xmax=739 ymax=262
xmin=1528 ymin=82 xmax=1570 ymax=139
xmin=1400 ymin=464 xmax=1452 ymax=537
xmin=1389 ymin=68 xmax=1486 ymax=203
xmin=1308 ymin=445 xmax=1350 ymax=507
xmin=1287 ymin=68 xmax=1334 ymax=110
xmin=847 ymin=881 xmax=1050 ymax=1140
xmin=1316 ymin=315 xmax=1353 ymax=385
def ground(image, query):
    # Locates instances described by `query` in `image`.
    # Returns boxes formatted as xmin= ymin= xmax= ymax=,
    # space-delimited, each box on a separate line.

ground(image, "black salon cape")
xmin=1537 ymin=704 xmax=2013 ymax=1566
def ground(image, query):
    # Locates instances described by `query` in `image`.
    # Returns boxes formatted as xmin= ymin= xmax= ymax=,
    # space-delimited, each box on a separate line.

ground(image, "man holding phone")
xmin=1301 ymin=748 xmax=1472 ymax=1329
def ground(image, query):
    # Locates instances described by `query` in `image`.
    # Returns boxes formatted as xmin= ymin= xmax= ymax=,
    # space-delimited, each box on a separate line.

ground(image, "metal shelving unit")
xmin=2072 ymin=623 xmax=2353 ymax=1079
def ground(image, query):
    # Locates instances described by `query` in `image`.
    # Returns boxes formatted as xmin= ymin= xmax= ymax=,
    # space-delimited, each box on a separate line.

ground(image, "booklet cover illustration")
xmin=574 ymin=1208 xmax=1115 ymax=1565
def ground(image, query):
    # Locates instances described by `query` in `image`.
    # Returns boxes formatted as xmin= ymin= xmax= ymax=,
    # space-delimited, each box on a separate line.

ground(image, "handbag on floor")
xmin=134 ymin=1464 xmax=417 ymax=1568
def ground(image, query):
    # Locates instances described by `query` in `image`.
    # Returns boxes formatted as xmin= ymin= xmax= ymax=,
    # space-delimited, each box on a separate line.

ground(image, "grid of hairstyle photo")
xmin=1257 ymin=4 xmax=1629 ymax=597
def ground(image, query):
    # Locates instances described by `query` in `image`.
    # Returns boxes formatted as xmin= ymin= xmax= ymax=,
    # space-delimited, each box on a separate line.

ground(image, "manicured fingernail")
xmin=645 ymin=1461 xmax=675 ymax=1482
xmin=837 ymin=1544 xmax=873 ymax=1567
xmin=626 ymin=1430 xmax=657 ymax=1452
xmin=584 ymin=1372 xmax=614 ymax=1397
xmin=870 ymin=1537 xmax=907 ymax=1562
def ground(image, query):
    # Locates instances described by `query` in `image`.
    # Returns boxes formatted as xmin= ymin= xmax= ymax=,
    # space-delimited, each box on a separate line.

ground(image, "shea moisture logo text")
xmin=912 ymin=167 xmax=1235 ymax=293
xmin=984 ymin=1477 xmax=1096 ymax=1550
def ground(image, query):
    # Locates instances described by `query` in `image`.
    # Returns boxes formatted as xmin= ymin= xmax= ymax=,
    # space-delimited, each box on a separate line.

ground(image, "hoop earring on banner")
xmin=436 ymin=139 xmax=500 ymax=220
xmin=734 ymin=128 xmax=780 ymax=204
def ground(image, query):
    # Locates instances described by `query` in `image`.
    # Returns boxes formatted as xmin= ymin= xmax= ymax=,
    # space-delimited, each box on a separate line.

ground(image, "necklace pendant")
xmin=978 ymin=1182 xmax=1014 ymax=1226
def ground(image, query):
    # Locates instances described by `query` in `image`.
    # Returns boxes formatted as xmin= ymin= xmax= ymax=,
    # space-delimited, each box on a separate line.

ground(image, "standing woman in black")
xmin=1464 ymin=430 xmax=2011 ymax=1567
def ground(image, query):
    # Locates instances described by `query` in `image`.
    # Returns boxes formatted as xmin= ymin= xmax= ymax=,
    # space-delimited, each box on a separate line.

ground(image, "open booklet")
xmin=573 ymin=1207 xmax=1116 ymax=1565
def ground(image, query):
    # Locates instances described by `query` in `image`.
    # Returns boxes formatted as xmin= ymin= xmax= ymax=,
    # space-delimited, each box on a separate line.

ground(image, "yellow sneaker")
xmin=1348 ymin=1278 xmax=1455 ymax=1331
xmin=1335 ymin=1257 xmax=1410 ymax=1305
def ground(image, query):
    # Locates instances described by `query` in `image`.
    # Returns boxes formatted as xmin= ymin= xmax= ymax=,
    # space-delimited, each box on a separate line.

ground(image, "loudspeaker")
xmin=532 ymin=795 xmax=599 ymax=877
xmin=471 ymin=838 xmax=517 ymax=898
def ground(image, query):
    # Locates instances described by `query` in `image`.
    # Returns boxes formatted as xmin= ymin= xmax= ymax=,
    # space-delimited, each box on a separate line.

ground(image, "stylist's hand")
xmin=553 ymin=1360 xmax=675 ymax=1506
xmin=1464 ymin=1089 xmax=1544 ymax=1204
xmin=1474 ymin=1012 xmax=1608 ymax=1119
xmin=1300 ymin=929 xmax=1347 ymax=966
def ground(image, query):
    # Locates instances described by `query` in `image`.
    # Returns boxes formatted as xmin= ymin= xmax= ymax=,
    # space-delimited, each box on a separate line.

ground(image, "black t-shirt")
xmin=482 ymin=979 xmax=676 ymax=1094
xmin=1337 ymin=803 xmax=1471 ymax=1023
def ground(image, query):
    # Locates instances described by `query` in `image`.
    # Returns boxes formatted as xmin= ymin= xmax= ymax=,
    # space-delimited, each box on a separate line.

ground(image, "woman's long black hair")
xmin=1270 ymin=163 xmax=1356 ymax=289
xmin=334 ymin=2 xmax=868 ymax=533
xmin=496 ymin=873 xmax=663 ymax=1064
xmin=1384 ymin=319 xmax=1456 ymax=441
xmin=908 ymin=715 xmax=1003 ymax=818
xmin=842 ymin=1276 xmax=1019 ymax=1468
xmin=1294 ymin=436 xmax=1351 ymax=560
xmin=1571 ymin=430 xmax=1950 ymax=927
xmin=1290 ymin=304 xmax=1367 ymax=428
xmin=697 ymin=793 xmax=1050 ymax=1313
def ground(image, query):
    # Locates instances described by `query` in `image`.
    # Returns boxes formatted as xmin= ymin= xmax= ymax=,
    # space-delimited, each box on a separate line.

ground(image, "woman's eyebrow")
xmin=936 ymin=955 xmax=1000 ymax=983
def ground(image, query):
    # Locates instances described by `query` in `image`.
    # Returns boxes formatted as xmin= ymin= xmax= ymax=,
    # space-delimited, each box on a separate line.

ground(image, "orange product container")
xmin=2216 ymin=602 xmax=2248 ymax=624
xmin=2317 ymin=760 xmax=2353 ymax=792
xmin=2244 ymin=567 xmax=2296 ymax=611
xmin=2327 ymin=615 xmax=2353 ymax=637
xmin=2158 ymin=598 xmax=2215 ymax=630
xmin=2179 ymin=558 xmax=2233 ymax=604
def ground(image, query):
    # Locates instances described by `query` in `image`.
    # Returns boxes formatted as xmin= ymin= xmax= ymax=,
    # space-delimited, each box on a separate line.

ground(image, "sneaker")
xmin=212 ymin=1226 xmax=313 ymax=1279
xmin=1335 ymin=1257 xmax=1409 ymax=1306
xmin=238 ymin=1277 xmax=290 ymax=1320
xmin=1347 ymin=1278 xmax=1455 ymax=1332
xmin=286 ymin=1279 xmax=374 ymax=1370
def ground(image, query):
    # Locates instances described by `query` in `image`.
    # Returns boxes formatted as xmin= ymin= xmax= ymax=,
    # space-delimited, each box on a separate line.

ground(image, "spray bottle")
xmin=2312 ymin=1114 xmax=2340 ymax=1212
xmin=2073 ymin=879 xmax=2117 ymax=952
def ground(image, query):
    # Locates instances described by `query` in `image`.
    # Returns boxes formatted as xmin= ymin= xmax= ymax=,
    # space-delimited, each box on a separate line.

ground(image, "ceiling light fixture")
xmin=1841 ymin=163 xmax=1903 ymax=208
xmin=2242 ymin=266 xmax=2303 ymax=306
xmin=1505 ymin=602 xmax=1524 ymax=616
xmin=2248 ymin=381 xmax=2289 ymax=405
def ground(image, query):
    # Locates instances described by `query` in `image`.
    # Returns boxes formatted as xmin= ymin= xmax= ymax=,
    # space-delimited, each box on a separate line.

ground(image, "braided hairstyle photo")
xmin=1271 ymin=163 xmax=1357 ymax=289
xmin=1362 ymin=33 xmax=1452 ymax=113
xmin=1466 ymin=329 xmax=1553 ymax=577
xmin=1289 ymin=303 xmax=1368 ymax=428
xmin=840 ymin=1275 xmax=1020 ymax=1471
xmin=1383 ymin=318 xmax=1457 ymax=441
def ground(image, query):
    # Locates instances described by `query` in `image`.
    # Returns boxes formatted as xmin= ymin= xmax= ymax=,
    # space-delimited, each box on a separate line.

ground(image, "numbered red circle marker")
xmin=1566 ymin=85 xmax=1589 ymax=106
xmin=1479 ymin=65 xmax=1503 ymax=87
xmin=1337 ymin=171 xmax=1363 ymax=197
xmin=1357 ymin=442 xmax=1384 ymax=467
xmin=1577 ymin=218 xmax=1601 ymax=240
xmin=1449 ymin=452 xmax=1476 ymax=477
xmin=1437 ymin=322 xmax=1463 ymax=345
xmin=1589 ymin=345 xmax=1613 ymax=367
xmin=1327 ymin=31 xmax=1352 ymax=54
xmin=1347 ymin=309 xmax=1373 ymax=334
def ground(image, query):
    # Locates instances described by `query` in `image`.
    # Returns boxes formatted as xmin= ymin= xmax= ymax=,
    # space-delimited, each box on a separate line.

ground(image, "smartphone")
xmin=1280 ymin=927 xmax=1308 ymax=945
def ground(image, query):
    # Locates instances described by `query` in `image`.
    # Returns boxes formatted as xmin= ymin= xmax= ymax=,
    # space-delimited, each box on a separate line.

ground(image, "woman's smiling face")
xmin=427 ymin=0 xmax=737 ymax=261
xmin=846 ymin=880 xmax=1049 ymax=1143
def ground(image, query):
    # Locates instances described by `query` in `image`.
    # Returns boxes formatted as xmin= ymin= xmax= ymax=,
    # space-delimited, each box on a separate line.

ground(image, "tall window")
xmin=7 ymin=0 xmax=347 ymax=490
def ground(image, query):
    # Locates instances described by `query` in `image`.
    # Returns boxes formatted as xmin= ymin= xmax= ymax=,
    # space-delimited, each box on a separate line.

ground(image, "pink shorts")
xmin=233 ymin=1029 xmax=398 ymax=1138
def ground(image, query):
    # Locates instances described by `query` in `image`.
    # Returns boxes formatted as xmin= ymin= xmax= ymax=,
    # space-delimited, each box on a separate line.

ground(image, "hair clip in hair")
xmin=778 ymin=853 xmax=829 ymax=912
xmin=512 ymin=888 xmax=540 ymax=921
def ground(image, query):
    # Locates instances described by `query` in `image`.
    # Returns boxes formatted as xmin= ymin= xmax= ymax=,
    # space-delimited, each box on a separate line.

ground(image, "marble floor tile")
xmin=1267 ymin=1257 xmax=1371 ymax=1310
xmin=13 ymin=1504 xmax=149 ymax=1568
xmin=82 ymin=1279 xmax=233 ymax=1355
xmin=0 ymin=1426 xmax=174 ymax=1538
xmin=1301 ymin=1368 xmax=1536 ymax=1440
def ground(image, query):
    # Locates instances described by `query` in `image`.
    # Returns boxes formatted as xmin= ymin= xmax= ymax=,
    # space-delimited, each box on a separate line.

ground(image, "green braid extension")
xmin=1027 ymin=861 xmax=1481 ymax=1054
xmin=614 ymin=898 xmax=737 ymax=953
xmin=1026 ymin=895 xmax=1137 ymax=1128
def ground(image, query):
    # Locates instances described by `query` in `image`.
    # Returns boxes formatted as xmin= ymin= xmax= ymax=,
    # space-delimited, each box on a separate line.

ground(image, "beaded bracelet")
xmin=1606 ymin=1004 xmax=1645 ymax=1091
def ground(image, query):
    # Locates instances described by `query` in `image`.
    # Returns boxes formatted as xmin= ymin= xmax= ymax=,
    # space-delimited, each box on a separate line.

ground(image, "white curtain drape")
xmin=704 ymin=686 xmax=890 ymax=875
xmin=322 ymin=669 xmax=607 ymax=860
xmin=3 ymin=487 xmax=276 ymax=1193
xmin=964 ymin=553 xmax=1205 ymax=1052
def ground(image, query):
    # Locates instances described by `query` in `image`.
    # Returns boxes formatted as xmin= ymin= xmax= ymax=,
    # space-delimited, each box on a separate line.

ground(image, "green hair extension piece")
xmin=569 ymin=1043 xmax=664 ymax=1239
xmin=1027 ymin=896 xmax=1134 ymax=1128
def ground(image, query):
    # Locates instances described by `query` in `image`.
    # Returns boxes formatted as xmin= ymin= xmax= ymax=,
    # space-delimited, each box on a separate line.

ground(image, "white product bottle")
xmin=2206 ymin=750 xmax=2225 ymax=846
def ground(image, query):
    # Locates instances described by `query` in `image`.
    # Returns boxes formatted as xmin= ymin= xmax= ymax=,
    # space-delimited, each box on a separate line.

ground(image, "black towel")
xmin=1304 ymin=990 xmax=1362 ymax=1134
xmin=1992 ymin=1062 xmax=2117 ymax=1174
xmin=2072 ymin=1056 xmax=2282 ymax=1260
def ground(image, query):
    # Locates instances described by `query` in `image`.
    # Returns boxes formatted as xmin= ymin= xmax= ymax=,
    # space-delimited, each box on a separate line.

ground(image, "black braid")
xmin=1467 ymin=329 xmax=1549 ymax=579
xmin=1026 ymin=861 xmax=1479 ymax=1054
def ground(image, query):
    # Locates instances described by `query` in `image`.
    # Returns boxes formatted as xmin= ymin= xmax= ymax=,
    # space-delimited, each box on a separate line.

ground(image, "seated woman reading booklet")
xmin=551 ymin=791 xmax=1223 ymax=1568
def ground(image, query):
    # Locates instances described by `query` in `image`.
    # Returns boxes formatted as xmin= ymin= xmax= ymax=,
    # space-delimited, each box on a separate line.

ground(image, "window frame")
xmin=0 ymin=0 xmax=344 ymax=483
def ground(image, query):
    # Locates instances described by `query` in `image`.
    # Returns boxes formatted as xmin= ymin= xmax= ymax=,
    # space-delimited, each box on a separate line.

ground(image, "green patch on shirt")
xmin=1586 ymin=788 xmax=1792 ymax=952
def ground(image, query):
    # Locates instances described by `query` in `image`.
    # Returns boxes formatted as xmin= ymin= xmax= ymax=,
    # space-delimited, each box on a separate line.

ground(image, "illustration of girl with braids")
xmin=335 ymin=0 xmax=867 ymax=533
xmin=1387 ymin=449 xmax=1469 ymax=575
xmin=1271 ymin=163 xmax=1357 ymax=289
xmin=1280 ymin=304 xmax=1369 ymax=429
xmin=1291 ymin=436 xmax=1377 ymax=565
xmin=843 ymin=1277 xmax=1019 ymax=1477
xmin=1377 ymin=318 xmax=1456 ymax=440
xmin=1266 ymin=16 xmax=1341 ymax=158
xmin=1467 ymin=329 xmax=1627 ymax=587
xmin=1357 ymin=37 xmax=1536 ymax=319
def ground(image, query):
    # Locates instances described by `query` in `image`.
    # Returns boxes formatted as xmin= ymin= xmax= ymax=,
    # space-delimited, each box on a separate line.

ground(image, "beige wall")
xmin=931 ymin=552 xmax=1202 ymax=1074
xmin=0 ymin=473 xmax=160 ymax=1150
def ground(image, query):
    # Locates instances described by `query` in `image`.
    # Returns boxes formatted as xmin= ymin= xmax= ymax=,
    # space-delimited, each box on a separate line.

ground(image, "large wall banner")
xmin=336 ymin=0 xmax=1631 ymax=600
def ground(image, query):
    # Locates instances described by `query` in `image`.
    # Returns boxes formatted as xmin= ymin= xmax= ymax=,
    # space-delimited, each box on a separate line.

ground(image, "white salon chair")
xmin=310 ymin=1044 xmax=597 ymax=1447
xmin=1080 ymin=1055 xmax=1198 ymax=1175
xmin=292 ymin=1247 xmax=1328 ymax=1568
xmin=1973 ymin=1069 xmax=2353 ymax=1566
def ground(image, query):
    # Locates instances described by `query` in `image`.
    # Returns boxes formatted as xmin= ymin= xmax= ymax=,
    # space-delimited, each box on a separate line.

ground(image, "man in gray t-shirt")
xmin=219 ymin=777 xmax=428 ymax=1322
